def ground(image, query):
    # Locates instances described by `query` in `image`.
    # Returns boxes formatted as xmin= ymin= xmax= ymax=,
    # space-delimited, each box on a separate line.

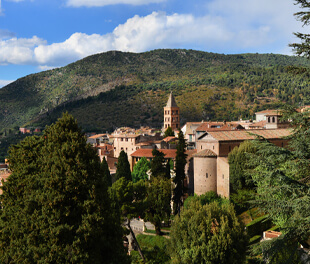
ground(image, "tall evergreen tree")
xmin=101 ymin=156 xmax=112 ymax=186
xmin=0 ymin=113 xmax=128 ymax=264
xmin=289 ymin=0 xmax=310 ymax=58
xmin=150 ymin=148 xmax=166 ymax=179
xmin=173 ymin=130 xmax=187 ymax=216
xmin=115 ymin=150 xmax=131 ymax=181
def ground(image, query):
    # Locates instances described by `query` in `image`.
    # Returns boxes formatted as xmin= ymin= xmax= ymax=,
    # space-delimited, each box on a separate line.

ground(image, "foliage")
xmin=164 ymin=126 xmax=175 ymax=137
xmin=246 ymin=109 xmax=310 ymax=263
xmin=173 ymin=130 xmax=187 ymax=216
xmin=131 ymin=234 xmax=171 ymax=264
xmin=132 ymin=157 xmax=150 ymax=183
xmin=289 ymin=0 xmax=310 ymax=58
xmin=228 ymin=140 xmax=257 ymax=193
xmin=115 ymin=150 xmax=132 ymax=181
xmin=246 ymin=215 xmax=272 ymax=237
xmin=150 ymin=148 xmax=166 ymax=179
xmin=101 ymin=156 xmax=112 ymax=186
xmin=169 ymin=201 xmax=248 ymax=264
xmin=146 ymin=176 xmax=171 ymax=235
xmin=230 ymin=189 xmax=256 ymax=214
xmin=184 ymin=191 xmax=229 ymax=209
xmin=2 ymin=50 xmax=310 ymax=134
xmin=0 ymin=113 xmax=128 ymax=263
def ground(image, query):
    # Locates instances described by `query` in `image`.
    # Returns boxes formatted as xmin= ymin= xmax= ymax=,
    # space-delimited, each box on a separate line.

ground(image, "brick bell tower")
xmin=164 ymin=92 xmax=180 ymax=131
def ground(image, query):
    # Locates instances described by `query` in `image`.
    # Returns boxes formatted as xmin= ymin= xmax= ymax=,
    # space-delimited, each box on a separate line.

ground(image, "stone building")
xmin=163 ymin=92 xmax=180 ymax=131
xmin=193 ymin=128 xmax=291 ymax=198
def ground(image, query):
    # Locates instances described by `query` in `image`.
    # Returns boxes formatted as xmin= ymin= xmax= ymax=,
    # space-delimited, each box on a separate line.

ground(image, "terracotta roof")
xmin=193 ymin=149 xmax=217 ymax=157
xmin=255 ymin=109 xmax=282 ymax=115
xmin=88 ymin=134 xmax=107 ymax=139
xmin=163 ymin=136 xmax=177 ymax=142
xmin=196 ymin=122 xmax=244 ymax=132
xmin=206 ymin=128 xmax=291 ymax=141
xmin=166 ymin=92 xmax=178 ymax=108
xmin=248 ymin=121 xmax=266 ymax=128
xmin=131 ymin=149 xmax=177 ymax=159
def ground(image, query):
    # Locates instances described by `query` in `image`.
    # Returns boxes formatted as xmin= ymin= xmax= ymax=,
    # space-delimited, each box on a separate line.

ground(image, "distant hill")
xmin=1 ymin=49 xmax=310 ymax=133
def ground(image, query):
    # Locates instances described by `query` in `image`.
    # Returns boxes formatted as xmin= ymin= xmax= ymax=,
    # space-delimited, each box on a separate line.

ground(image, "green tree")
xmin=146 ymin=176 xmax=171 ymax=235
xmin=173 ymin=130 xmax=187 ymax=216
xmin=164 ymin=126 xmax=174 ymax=137
xmin=101 ymin=156 xmax=112 ymax=186
xmin=132 ymin=157 xmax=150 ymax=183
xmin=228 ymin=140 xmax=257 ymax=193
xmin=247 ymin=108 xmax=310 ymax=263
xmin=0 ymin=113 xmax=128 ymax=264
xmin=115 ymin=150 xmax=132 ymax=181
xmin=110 ymin=178 xmax=148 ymax=262
xmin=289 ymin=0 xmax=310 ymax=58
xmin=146 ymin=149 xmax=171 ymax=235
xmin=170 ymin=201 xmax=248 ymax=264
xmin=150 ymin=148 xmax=166 ymax=179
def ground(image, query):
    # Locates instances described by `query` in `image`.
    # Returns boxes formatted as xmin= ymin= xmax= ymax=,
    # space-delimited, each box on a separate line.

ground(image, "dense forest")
xmin=1 ymin=49 xmax=310 ymax=134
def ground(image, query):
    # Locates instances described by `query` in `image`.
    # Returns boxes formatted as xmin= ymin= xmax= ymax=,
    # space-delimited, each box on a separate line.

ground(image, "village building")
xmin=163 ymin=92 xmax=180 ymax=131
xmin=193 ymin=128 xmax=291 ymax=197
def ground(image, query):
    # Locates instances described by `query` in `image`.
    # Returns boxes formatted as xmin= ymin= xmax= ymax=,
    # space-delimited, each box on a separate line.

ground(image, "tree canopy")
xmin=115 ymin=150 xmax=132 ymax=181
xmin=173 ymin=130 xmax=187 ymax=216
xmin=0 ymin=113 xmax=128 ymax=263
xmin=164 ymin=126 xmax=175 ymax=137
xmin=170 ymin=201 xmax=248 ymax=264
xmin=132 ymin=157 xmax=150 ymax=183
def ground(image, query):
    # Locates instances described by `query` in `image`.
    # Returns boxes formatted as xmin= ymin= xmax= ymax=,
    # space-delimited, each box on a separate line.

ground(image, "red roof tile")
xmin=131 ymin=149 xmax=177 ymax=159
xmin=207 ymin=128 xmax=291 ymax=141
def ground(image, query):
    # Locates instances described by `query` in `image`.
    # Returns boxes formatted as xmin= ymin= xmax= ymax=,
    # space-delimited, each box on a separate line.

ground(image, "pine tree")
xmin=0 ymin=113 xmax=128 ymax=264
xmin=115 ymin=150 xmax=131 ymax=181
xmin=150 ymin=148 xmax=166 ymax=178
xmin=173 ymin=130 xmax=187 ymax=216
xmin=289 ymin=0 xmax=310 ymax=58
xmin=101 ymin=156 xmax=112 ymax=186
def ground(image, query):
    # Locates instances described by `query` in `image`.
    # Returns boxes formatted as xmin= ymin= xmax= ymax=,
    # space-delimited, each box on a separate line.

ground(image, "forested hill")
xmin=1 ymin=49 xmax=310 ymax=133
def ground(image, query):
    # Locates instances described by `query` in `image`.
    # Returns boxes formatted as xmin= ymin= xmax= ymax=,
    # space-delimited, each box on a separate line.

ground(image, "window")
xmin=206 ymin=173 xmax=208 ymax=178
xmin=176 ymin=110 xmax=178 ymax=114
xmin=222 ymin=174 xmax=224 ymax=179
xmin=121 ymin=138 xmax=123 ymax=141
xmin=176 ymin=124 xmax=178 ymax=128
xmin=229 ymin=146 xmax=231 ymax=152
xmin=272 ymin=116 xmax=275 ymax=123
xmin=268 ymin=117 xmax=270 ymax=123
xmin=125 ymin=138 xmax=128 ymax=142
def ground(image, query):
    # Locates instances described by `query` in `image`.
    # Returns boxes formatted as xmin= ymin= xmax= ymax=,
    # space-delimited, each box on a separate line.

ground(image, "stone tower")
xmin=164 ymin=92 xmax=180 ymax=131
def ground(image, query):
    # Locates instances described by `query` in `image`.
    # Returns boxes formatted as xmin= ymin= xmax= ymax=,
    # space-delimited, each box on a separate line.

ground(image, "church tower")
xmin=164 ymin=92 xmax=180 ymax=131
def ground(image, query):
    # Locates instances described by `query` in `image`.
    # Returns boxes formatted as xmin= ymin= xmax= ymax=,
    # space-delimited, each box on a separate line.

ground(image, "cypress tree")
xmin=173 ymin=130 xmax=187 ymax=216
xmin=101 ymin=156 xmax=112 ymax=186
xmin=115 ymin=150 xmax=131 ymax=181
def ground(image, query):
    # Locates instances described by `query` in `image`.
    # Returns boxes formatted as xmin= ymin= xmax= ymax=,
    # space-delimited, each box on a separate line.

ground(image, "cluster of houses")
xmin=86 ymin=92 xmax=294 ymax=198
xmin=1 ymin=92 xmax=301 ymax=198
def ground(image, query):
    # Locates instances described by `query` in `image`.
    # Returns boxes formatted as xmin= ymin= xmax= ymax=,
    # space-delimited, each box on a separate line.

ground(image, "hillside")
xmin=1 ymin=49 xmax=310 ymax=133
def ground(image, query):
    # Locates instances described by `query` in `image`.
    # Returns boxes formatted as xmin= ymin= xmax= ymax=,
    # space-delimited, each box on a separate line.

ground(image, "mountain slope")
xmin=1 ymin=49 xmax=310 ymax=132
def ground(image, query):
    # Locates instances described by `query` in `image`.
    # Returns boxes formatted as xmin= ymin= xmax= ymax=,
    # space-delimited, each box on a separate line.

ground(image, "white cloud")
xmin=0 ymin=0 xmax=308 ymax=69
xmin=0 ymin=36 xmax=46 ymax=65
xmin=32 ymin=12 xmax=234 ymax=66
xmin=0 ymin=79 xmax=14 ymax=88
xmin=66 ymin=0 xmax=166 ymax=7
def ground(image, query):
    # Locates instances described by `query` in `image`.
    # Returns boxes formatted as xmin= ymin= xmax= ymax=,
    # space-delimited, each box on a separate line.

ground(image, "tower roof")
xmin=166 ymin=92 xmax=178 ymax=108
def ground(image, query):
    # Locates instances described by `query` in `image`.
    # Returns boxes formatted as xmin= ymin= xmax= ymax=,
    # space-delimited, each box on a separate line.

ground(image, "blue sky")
xmin=0 ymin=0 xmax=307 ymax=87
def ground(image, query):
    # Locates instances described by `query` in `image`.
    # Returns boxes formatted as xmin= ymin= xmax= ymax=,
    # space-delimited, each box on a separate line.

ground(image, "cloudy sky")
xmin=0 ymin=0 xmax=307 ymax=87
